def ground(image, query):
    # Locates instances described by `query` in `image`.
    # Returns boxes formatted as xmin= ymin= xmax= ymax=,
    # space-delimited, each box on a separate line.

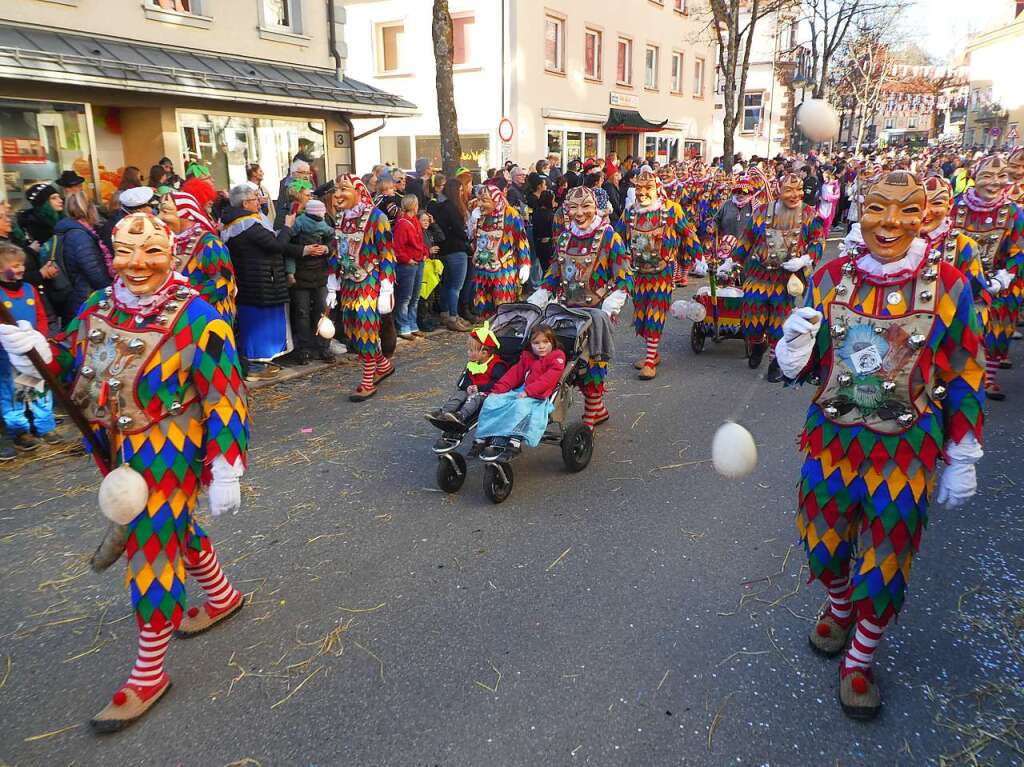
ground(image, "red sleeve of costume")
xmin=30 ymin=285 xmax=48 ymax=336
xmin=524 ymin=350 xmax=566 ymax=399
xmin=490 ymin=352 xmax=529 ymax=394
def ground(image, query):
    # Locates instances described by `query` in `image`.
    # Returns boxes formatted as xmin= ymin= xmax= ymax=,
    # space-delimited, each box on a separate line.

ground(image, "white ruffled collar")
xmin=569 ymin=216 xmax=604 ymax=237
xmin=855 ymin=237 xmax=928 ymax=279
xmin=925 ymin=219 xmax=950 ymax=242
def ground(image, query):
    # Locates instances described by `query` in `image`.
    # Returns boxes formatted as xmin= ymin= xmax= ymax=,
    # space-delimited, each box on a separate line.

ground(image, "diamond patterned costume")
xmin=791 ymin=254 xmax=984 ymax=622
xmin=54 ymin=280 xmax=249 ymax=631
xmin=176 ymin=226 xmax=237 ymax=324
xmin=472 ymin=185 xmax=530 ymax=316
xmin=734 ymin=203 xmax=825 ymax=347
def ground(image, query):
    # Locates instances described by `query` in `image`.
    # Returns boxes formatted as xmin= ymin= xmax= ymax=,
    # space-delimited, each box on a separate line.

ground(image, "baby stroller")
xmin=431 ymin=302 xmax=596 ymax=504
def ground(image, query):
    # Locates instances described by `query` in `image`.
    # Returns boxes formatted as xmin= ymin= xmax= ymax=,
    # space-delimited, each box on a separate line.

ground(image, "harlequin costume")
xmin=330 ymin=175 xmax=397 ymax=402
xmin=733 ymin=174 xmax=825 ymax=381
xmin=471 ymin=183 xmax=530 ymax=316
xmin=0 ymin=276 xmax=55 ymax=442
xmin=618 ymin=168 xmax=703 ymax=379
xmin=950 ymin=156 xmax=1024 ymax=400
xmin=1007 ymin=147 xmax=1024 ymax=205
xmin=532 ymin=186 xmax=633 ymax=428
xmin=775 ymin=172 xmax=985 ymax=720
xmin=0 ymin=213 xmax=249 ymax=732
xmin=161 ymin=190 xmax=237 ymax=323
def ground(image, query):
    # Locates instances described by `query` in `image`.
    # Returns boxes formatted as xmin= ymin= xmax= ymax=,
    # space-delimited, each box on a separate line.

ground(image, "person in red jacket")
xmin=427 ymin=321 xmax=509 ymax=428
xmin=392 ymin=195 xmax=429 ymax=338
xmin=476 ymin=325 xmax=567 ymax=458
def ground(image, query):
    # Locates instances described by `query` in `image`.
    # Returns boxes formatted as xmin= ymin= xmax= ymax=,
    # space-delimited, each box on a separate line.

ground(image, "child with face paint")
xmin=0 ymin=244 xmax=58 ymax=451
xmin=774 ymin=171 xmax=986 ymax=721
xmin=732 ymin=172 xmax=826 ymax=382
xmin=949 ymin=155 xmax=1024 ymax=400
xmin=471 ymin=183 xmax=531 ymax=316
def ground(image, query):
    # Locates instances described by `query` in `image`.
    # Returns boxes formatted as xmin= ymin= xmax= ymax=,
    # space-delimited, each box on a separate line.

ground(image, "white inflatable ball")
xmin=98 ymin=465 xmax=149 ymax=525
xmin=317 ymin=315 xmax=336 ymax=340
xmin=797 ymin=99 xmax=839 ymax=143
xmin=711 ymin=421 xmax=758 ymax=479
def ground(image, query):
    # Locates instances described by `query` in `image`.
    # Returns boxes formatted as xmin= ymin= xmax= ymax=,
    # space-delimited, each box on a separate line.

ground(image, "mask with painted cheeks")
xmin=1007 ymin=148 xmax=1024 ymax=183
xmin=112 ymin=213 xmax=175 ymax=296
xmin=336 ymin=178 xmax=362 ymax=210
xmin=779 ymin=174 xmax=803 ymax=209
xmin=860 ymin=171 xmax=926 ymax=262
xmin=634 ymin=170 xmax=660 ymax=208
xmin=565 ymin=187 xmax=598 ymax=229
xmin=920 ymin=176 xmax=952 ymax=234
xmin=972 ymin=156 xmax=1010 ymax=203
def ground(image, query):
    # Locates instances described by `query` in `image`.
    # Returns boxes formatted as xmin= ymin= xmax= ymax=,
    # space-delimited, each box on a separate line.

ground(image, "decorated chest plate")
xmin=763 ymin=226 xmax=799 ymax=270
xmin=630 ymin=210 xmax=668 ymax=274
xmin=557 ymin=229 xmax=608 ymax=307
xmin=952 ymin=203 xmax=1009 ymax=271
xmin=337 ymin=212 xmax=376 ymax=282
xmin=474 ymin=225 xmax=506 ymax=272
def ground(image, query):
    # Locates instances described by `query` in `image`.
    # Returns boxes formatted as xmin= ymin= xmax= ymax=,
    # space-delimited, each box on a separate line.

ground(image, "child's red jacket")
xmin=491 ymin=349 xmax=566 ymax=399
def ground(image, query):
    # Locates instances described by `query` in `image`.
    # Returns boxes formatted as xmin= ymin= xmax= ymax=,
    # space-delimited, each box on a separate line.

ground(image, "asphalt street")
xmin=1 ymin=244 xmax=1022 ymax=767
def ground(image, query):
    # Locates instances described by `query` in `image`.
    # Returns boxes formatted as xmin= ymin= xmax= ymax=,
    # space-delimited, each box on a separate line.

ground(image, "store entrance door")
xmin=606 ymin=133 xmax=636 ymax=161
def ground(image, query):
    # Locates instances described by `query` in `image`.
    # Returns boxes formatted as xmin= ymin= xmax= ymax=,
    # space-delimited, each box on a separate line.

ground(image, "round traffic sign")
xmin=498 ymin=118 xmax=514 ymax=143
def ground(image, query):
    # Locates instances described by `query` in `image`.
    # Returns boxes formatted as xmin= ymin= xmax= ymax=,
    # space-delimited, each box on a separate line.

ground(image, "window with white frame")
xmin=885 ymin=117 xmax=895 ymax=129
xmin=260 ymin=0 xmax=302 ymax=32
xmin=671 ymin=51 xmax=684 ymax=93
xmin=616 ymin=37 xmax=633 ymax=85
xmin=742 ymin=92 xmax=764 ymax=132
xmin=908 ymin=117 xmax=917 ymax=129
xmin=152 ymin=0 xmax=201 ymax=13
xmin=378 ymin=23 xmax=405 ymax=74
xmin=453 ymin=14 xmax=474 ymax=66
xmin=693 ymin=57 xmax=705 ymax=97
xmin=674 ymin=0 xmax=687 ymax=12
xmin=645 ymin=45 xmax=659 ymax=89
xmin=585 ymin=28 xmax=602 ymax=80
xmin=545 ymin=15 xmax=565 ymax=73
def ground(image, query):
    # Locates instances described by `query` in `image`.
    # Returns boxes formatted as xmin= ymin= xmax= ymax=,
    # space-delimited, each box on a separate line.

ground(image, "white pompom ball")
xmin=98 ymin=465 xmax=149 ymax=525
xmin=711 ymin=421 xmax=758 ymax=479
xmin=317 ymin=315 xmax=336 ymax=339
xmin=670 ymin=299 xmax=689 ymax=320
xmin=797 ymin=99 xmax=839 ymax=143
xmin=787 ymin=274 xmax=805 ymax=298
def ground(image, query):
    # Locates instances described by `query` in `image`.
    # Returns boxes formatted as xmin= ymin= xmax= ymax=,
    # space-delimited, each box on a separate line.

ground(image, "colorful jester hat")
xmin=480 ymin=182 xmax=508 ymax=217
xmin=466 ymin=320 xmax=500 ymax=374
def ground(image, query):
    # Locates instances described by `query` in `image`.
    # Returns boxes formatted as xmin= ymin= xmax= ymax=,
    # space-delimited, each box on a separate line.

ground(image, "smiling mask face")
xmin=921 ymin=177 xmax=952 ymax=233
xmin=779 ymin=174 xmax=803 ymax=209
xmin=973 ymin=156 xmax=1010 ymax=203
xmin=861 ymin=172 xmax=926 ymax=262
xmin=565 ymin=187 xmax=597 ymax=228
xmin=112 ymin=213 xmax=174 ymax=295
xmin=634 ymin=170 xmax=660 ymax=208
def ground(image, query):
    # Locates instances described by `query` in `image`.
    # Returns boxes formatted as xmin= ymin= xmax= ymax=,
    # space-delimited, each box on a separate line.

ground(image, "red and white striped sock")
xmin=186 ymin=549 xmax=240 ymax=612
xmin=128 ymin=623 xmax=173 ymax=688
xmin=842 ymin=615 xmax=890 ymax=675
xmin=582 ymin=392 xmax=608 ymax=427
xmin=985 ymin=358 xmax=1000 ymax=388
xmin=375 ymin=353 xmax=394 ymax=376
xmin=645 ymin=336 xmax=660 ymax=366
xmin=673 ymin=261 xmax=684 ymax=282
xmin=824 ymin=575 xmax=853 ymax=625
xmin=359 ymin=356 xmax=376 ymax=390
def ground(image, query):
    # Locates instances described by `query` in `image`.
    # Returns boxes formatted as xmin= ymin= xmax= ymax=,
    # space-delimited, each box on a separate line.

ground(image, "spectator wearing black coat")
xmin=603 ymin=170 xmax=624 ymax=223
xmin=17 ymin=183 xmax=64 ymax=247
xmin=405 ymin=158 xmax=434 ymax=210
xmin=50 ymin=191 xmax=112 ymax=324
xmin=531 ymin=190 xmax=557 ymax=275
xmin=427 ymin=179 xmax=472 ymax=330
xmin=221 ymin=184 xmax=304 ymax=379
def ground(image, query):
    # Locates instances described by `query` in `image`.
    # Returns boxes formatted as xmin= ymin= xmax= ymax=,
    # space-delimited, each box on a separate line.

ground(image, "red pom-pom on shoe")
xmin=112 ymin=690 xmax=128 ymax=706
xmin=188 ymin=607 xmax=200 ymax=618
xmin=816 ymin=622 xmax=831 ymax=637
xmin=851 ymin=674 xmax=868 ymax=695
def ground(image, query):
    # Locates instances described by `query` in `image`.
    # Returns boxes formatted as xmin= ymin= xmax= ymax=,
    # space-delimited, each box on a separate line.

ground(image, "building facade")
xmin=962 ymin=4 xmax=1024 ymax=149
xmin=0 ymin=0 xmax=413 ymax=208
xmin=344 ymin=0 xmax=718 ymax=175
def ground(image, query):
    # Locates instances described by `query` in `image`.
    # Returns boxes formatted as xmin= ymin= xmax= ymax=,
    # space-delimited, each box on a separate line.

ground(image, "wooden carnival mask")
xmin=972 ymin=156 xmax=1010 ymax=203
xmin=920 ymin=176 xmax=953 ymax=233
xmin=1008 ymin=148 xmax=1024 ymax=183
xmin=860 ymin=171 xmax=926 ymax=262
xmin=564 ymin=187 xmax=598 ymax=228
xmin=112 ymin=213 xmax=175 ymax=296
xmin=157 ymin=193 xmax=183 ymax=233
xmin=634 ymin=170 xmax=660 ymax=207
xmin=336 ymin=177 xmax=363 ymax=210
xmin=780 ymin=174 xmax=803 ymax=209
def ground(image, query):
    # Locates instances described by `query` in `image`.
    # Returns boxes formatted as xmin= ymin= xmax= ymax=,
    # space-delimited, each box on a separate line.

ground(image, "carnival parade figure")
xmin=774 ymin=171 xmax=985 ymax=721
xmin=471 ymin=183 xmax=531 ymax=316
xmin=1007 ymin=146 xmax=1023 ymax=205
xmin=0 ymin=212 xmax=250 ymax=732
xmin=733 ymin=173 xmax=825 ymax=382
xmin=327 ymin=174 xmax=397 ymax=402
xmin=950 ymin=155 xmax=1024 ymax=400
xmin=618 ymin=167 xmax=703 ymax=379
xmin=158 ymin=191 xmax=238 ymax=323
xmin=529 ymin=186 xmax=633 ymax=428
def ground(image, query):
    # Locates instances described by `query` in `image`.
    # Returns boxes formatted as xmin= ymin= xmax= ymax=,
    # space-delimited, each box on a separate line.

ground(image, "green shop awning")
xmin=604 ymin=108 xmax=669 ymax=134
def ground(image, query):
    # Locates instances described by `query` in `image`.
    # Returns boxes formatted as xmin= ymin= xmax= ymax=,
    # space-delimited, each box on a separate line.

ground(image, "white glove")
xmin=527 ymin=288 xmax=552 ymax=308
xmin=601 ymin=289 xmax=628 ymax=317
xmin=691 ymin=259 xmax=708 ymax=278
xmin=989 ymin=268 xmax=1013 ymax=294
xmin=934 ymin=434 xmax=982 ymax=508
xmin=782 ymin=307 xmax=823 ymax=343
xmin=324 ymin=289 xmax=338 ymax=310
xmin=716 ymin=257 xmax=736 ymax=279
xmin=0 ymin=320 xmax=51 ymax=378
xmin=208 ymin=456 xmax=244 ymax=517
xmin=782 ymin=254 xmax=813 ymax=272
xmin=327 ymin=273 xmax=341 ymax=293
xmin=377 ymin=280 xmax=395 ymax=315
xmin=518 ymin=264 xmax=531 ymax=284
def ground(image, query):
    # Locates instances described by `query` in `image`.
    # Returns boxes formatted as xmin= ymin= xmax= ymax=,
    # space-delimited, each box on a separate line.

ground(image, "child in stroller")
xmin=426 ymin=321 xmax=509 ymax=430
